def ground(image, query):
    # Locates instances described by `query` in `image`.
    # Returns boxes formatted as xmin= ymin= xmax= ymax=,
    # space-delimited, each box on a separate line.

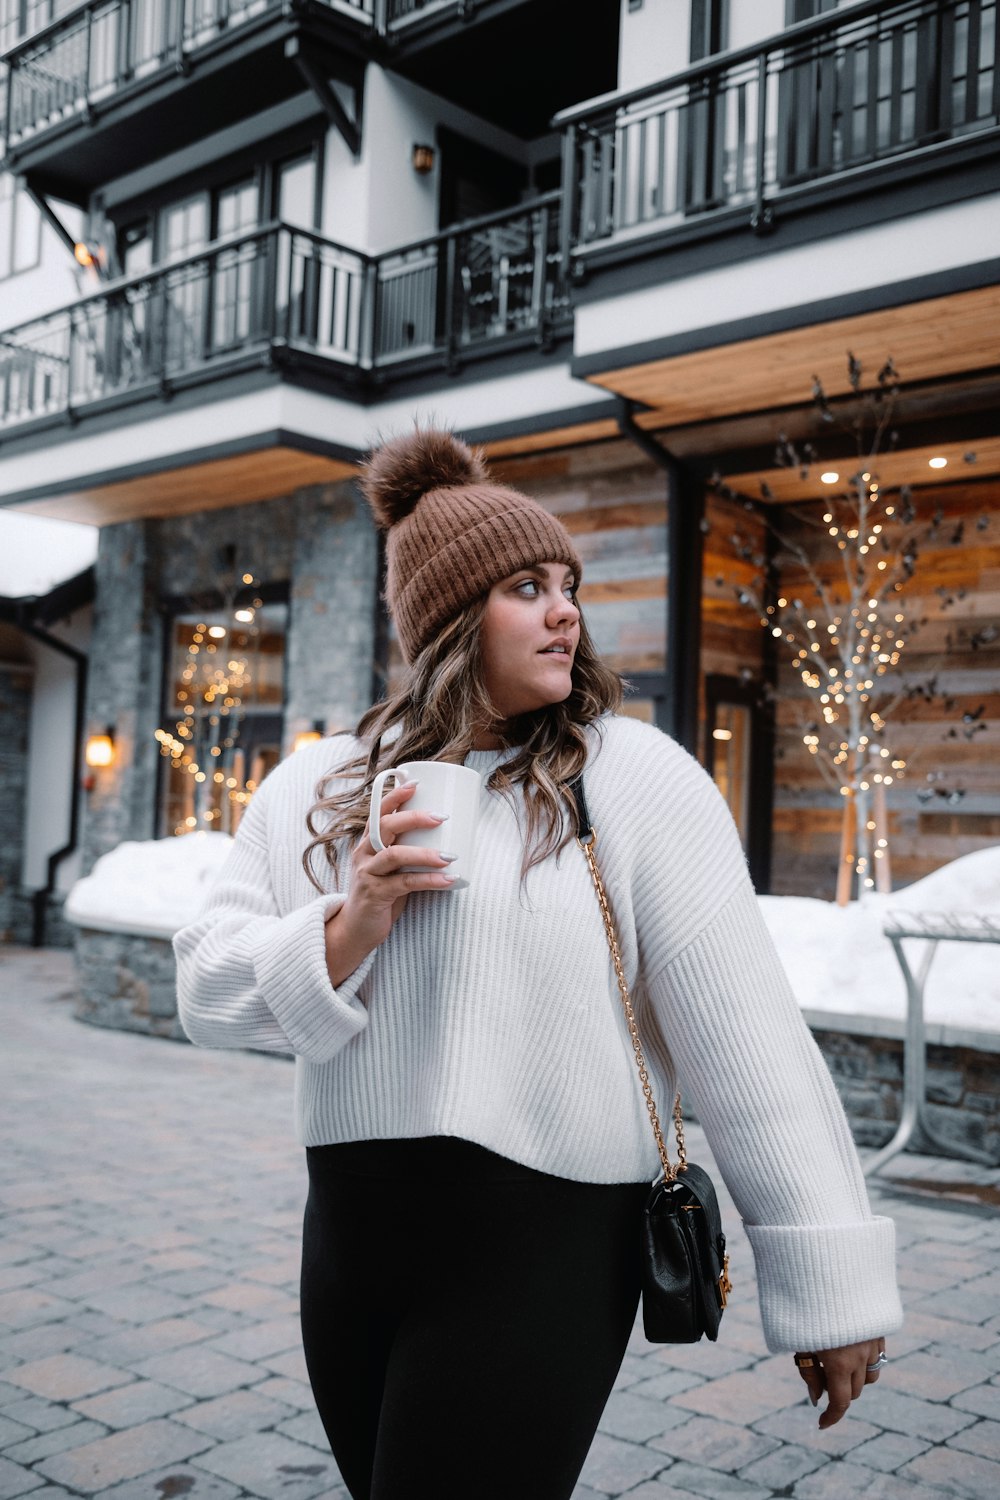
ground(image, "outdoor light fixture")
xmin=293 ymin=721 xmax=326 ymax=753
xmin=85 ymin=727 xmax=116 ymax=768
xmin=712 ymin=728 xmax=733 ymax=741
xmin=74 ymin=242 xmax=96 ymax=268
xmin=234 ymin=607 xmax=255 ymax=623
xmin=820 ymin=471 xmax=840 ymax=485
xmin=928 ymin=456 xmax=948 ymax=469
xmin=412 ymin=143 xmax=435 ymax=174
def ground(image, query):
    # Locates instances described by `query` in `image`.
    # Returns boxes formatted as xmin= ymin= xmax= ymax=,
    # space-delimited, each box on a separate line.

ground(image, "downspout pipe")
xmin=2 ymin=605 xmax=88 ymax=947
xmin=615 ymin=401 xmax=705 ymax=754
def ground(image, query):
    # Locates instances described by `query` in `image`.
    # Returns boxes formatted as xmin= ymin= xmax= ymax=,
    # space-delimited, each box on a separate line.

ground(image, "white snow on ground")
xmin=66 ymin=834 xmax=1000 ymax=1034
xmin=65 ymin=833 xmax=235 ymax=939
xmin=0 ymin=512 xmax=99 ymax=598
xmin=760 ymin=845 xmax=1000 ymax=1035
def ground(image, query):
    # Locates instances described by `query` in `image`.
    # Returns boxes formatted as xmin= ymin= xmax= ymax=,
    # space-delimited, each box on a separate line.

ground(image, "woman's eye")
xmin=515 ymin=579 xmax=539 ymax=595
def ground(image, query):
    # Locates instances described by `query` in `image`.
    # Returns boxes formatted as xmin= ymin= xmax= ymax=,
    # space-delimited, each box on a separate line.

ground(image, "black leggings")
xmin=300 ymin=1136 xmax=650 ymax=1500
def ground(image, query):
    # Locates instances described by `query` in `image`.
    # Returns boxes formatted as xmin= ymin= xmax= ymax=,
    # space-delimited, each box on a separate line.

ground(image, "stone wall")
xmin=82 ymin=521 xmax=162 ymax=872
xmin=73 ymin=928 xmax=187 ymax=1041
xmin=812 ymin=1027 xmax=1000 ymax=1166
xmin=80 ymin=479 xmax=379 ymax=869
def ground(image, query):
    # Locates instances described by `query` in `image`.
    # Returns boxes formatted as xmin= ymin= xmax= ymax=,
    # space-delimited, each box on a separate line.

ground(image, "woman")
xmin=175 ymin=429 xmax=902 ymax=1500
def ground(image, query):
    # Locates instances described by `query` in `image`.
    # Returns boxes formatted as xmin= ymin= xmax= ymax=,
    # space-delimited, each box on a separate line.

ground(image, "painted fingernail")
xmin=438 ymin=851 xmax=459 ymax=863
xmin=809 ymin=1394 xmax=818 ymax=1407
xmin=440 ymin=873 xmax=456 ymax=883
xmin=428 ymin=812 xmax=449 ymax=823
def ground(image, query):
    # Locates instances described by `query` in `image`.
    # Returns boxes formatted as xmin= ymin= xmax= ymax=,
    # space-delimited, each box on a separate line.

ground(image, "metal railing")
xmin=1 ymin=0 xmax=376 ymax=152
xmin=0 ymin=195 xmax=571 ymax=429
xmin=0 ymin=222 xmax=367 ymax=426
xmin=373 ymin=191 xmax=568 ymax=362
xmin=384 ymin=0 xmax=460 ymax=21
xmin=559 ymin=0 xmax=999 ymax=250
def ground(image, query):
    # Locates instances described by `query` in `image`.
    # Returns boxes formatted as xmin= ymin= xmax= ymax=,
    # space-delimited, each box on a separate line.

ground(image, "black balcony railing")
xmin=0 ymin=195 xmax=571 ymax=430
xmin=0 ymin=223 xmax=369 ymax=426
xmin=1 ymin=0 xmax=376 ymax=154
xmin=373 ymin=193 xmax=568 ymax=361
xmin=559 ymin=0 xmax=998 ymax=250
xmin=0 ymin=0 xmax=494 ymax=157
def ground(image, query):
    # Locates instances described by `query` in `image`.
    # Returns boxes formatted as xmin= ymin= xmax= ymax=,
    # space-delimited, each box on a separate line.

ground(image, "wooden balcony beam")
xmin=285 ymin=37 xmax=361 ymax=158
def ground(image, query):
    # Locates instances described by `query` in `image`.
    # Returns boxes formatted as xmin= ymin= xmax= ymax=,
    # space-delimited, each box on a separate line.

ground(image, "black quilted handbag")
xmin=570 ymin=777 xmax=732 ymax=1343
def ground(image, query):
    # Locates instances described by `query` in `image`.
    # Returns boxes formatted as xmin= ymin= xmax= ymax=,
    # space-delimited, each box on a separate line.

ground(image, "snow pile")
xmin=760 ymin=846 xmax=1000 ymax=1036
xmin=65 ymin=833 xmax=234 ymax=939
xmin=65 ymin=834 xmax=1000 ymax=1036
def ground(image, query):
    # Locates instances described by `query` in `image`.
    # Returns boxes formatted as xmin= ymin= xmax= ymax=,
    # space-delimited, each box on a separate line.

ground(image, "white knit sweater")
xmin=174 ymin=713 xmax=902 ymax=1352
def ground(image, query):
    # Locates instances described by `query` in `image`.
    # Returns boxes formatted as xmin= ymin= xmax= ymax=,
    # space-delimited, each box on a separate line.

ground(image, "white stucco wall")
xmin=21 ymin=603 xmax=92 ymax=894
xmin=322 ymin=66 xmax=533 ymax=253
xmin=618 ymin=0 xmax=690 ymax=93
xmin=0 ymin=185 xmax=83 ymax=332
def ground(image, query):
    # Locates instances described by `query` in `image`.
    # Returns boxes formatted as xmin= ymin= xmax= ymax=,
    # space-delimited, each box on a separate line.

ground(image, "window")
xmin=0 ymin=175 xmax=42 ymax=280
xmin=159 ymin=598 xmax=288 ymax=838
xmin=690 ymin=0 xmax=728 ymax=61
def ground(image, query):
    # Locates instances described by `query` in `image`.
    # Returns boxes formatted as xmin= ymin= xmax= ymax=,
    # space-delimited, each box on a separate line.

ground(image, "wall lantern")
xmin=412 ymin=143 xmax=435 ymax=175
xmin=85 ymin=727 xmax=116 ymax=768
xmin=293 ymin=720 xmax=326 ymax=753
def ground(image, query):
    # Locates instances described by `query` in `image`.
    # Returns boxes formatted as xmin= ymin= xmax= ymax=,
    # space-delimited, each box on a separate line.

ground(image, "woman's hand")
xmin=794 ymin=1338 xmax=887 ymax=1428
xmin=324 ymin=780 xmax=456 ymax=987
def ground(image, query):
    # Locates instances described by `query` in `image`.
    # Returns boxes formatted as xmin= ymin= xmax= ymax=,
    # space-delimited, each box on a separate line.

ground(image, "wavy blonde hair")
xmin=302 ymin=596 xmax=624 ymax=891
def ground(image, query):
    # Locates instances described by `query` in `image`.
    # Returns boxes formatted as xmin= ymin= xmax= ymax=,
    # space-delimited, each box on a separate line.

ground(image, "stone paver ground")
xmin=2 ymin=944 xmax=1000 ymax=1500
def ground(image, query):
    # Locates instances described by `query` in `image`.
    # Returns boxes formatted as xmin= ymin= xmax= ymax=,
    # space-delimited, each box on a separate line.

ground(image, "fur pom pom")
xmin=359 ymin=429 xmax=489 ymax=528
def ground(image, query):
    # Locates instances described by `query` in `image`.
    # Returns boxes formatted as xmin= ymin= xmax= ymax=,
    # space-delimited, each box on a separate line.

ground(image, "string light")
xmin=158 ymin=570 xmax=266 ymax=834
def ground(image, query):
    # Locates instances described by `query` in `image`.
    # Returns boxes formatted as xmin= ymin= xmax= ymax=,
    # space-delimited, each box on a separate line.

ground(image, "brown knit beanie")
xmin=358 ymin=429 xmax=583 ymax=664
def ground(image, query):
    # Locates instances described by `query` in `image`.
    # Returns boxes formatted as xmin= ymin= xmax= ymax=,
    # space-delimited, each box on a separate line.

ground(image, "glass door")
xmin=705 ymin=673 xmax=773 ymax=891
xmin=212 ymin=178 xmax=258 ymax=351
xmin=160 ymin=193 xmax=210 ymax=372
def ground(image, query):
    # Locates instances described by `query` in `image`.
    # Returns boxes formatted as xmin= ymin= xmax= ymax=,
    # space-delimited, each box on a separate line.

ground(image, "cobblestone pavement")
xmin=2 ymin=945 xmax=1000 ymax=1500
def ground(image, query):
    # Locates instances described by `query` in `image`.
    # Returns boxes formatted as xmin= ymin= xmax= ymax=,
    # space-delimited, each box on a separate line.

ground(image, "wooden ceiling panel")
xmin=482 ymin=418 xmax=621 ymax=460
xmin=589 ymin=286 xmax=1000 ymax=425
xmin=11 ymin=447 xmax=358 ymax=525
xmin=726 ymin=436 xmax=1000 ymax=504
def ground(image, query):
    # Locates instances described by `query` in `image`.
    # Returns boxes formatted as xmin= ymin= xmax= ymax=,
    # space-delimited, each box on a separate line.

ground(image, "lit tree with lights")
xmin=713 ymin=355 xmax=989 ymax=904
xmin=155 ymin=551 xmax=263 ymax=835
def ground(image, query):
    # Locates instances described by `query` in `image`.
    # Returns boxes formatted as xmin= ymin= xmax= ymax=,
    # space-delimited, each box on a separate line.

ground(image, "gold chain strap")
xmin=577 ymin=827 xmax=687 ymax=1183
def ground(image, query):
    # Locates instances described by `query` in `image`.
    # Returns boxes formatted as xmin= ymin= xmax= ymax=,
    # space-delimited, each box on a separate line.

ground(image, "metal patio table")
xmin=863 ymin=910 xmax=1000 ymax=1179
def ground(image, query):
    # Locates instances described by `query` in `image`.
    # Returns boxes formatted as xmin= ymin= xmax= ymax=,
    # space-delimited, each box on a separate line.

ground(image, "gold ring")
xmin=794 ymin=1355 xmax=816 ymax=1369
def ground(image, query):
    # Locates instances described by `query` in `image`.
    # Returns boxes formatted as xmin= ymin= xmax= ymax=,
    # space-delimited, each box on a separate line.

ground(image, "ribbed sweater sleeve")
xmin=647 ymin=876 xmax=902 ymax=1353
xmin=173 ymin=773 xmax=372 ymax=1063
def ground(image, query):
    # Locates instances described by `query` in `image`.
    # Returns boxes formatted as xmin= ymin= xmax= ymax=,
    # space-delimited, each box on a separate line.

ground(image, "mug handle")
xmin=368 ymin=766 xmax=407 ymax=852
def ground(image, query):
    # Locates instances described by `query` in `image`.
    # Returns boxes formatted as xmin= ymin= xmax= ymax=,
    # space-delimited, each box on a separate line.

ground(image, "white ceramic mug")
xmin=367 ymin=760 xmax=482 ymax=889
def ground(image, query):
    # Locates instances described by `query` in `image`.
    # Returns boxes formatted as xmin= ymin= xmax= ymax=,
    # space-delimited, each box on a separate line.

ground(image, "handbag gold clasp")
xmin=718 ymin=1255 xmax=732 ymax=1310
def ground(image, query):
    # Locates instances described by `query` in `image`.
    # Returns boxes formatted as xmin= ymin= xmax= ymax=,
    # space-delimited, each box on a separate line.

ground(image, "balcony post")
xmin=442 ymin=232 xmax=457 ymax=369
xmin=559 ymin=124 xmax=576 ymax=274
xmin=531 ymin=202 xmax=549 ymax=345
xmin=4 ymin=54 xmax=13 ymax=149
xmin=358 ymin=256 xmax=377 ymax=367
xmin=116 ymin=0 xmax=132 ymax=87
xmin=65 ymin=308 xmax=76 ymax=417
xmin=751 ymin=48 xmax=771 ymax=233
xmin=84 ymin=6 xmax=94 ymax=116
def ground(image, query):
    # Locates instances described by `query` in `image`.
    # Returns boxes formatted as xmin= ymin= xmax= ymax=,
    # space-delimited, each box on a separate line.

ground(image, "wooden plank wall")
xmin=768 ymin=479 xmax=1000 ymax=896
